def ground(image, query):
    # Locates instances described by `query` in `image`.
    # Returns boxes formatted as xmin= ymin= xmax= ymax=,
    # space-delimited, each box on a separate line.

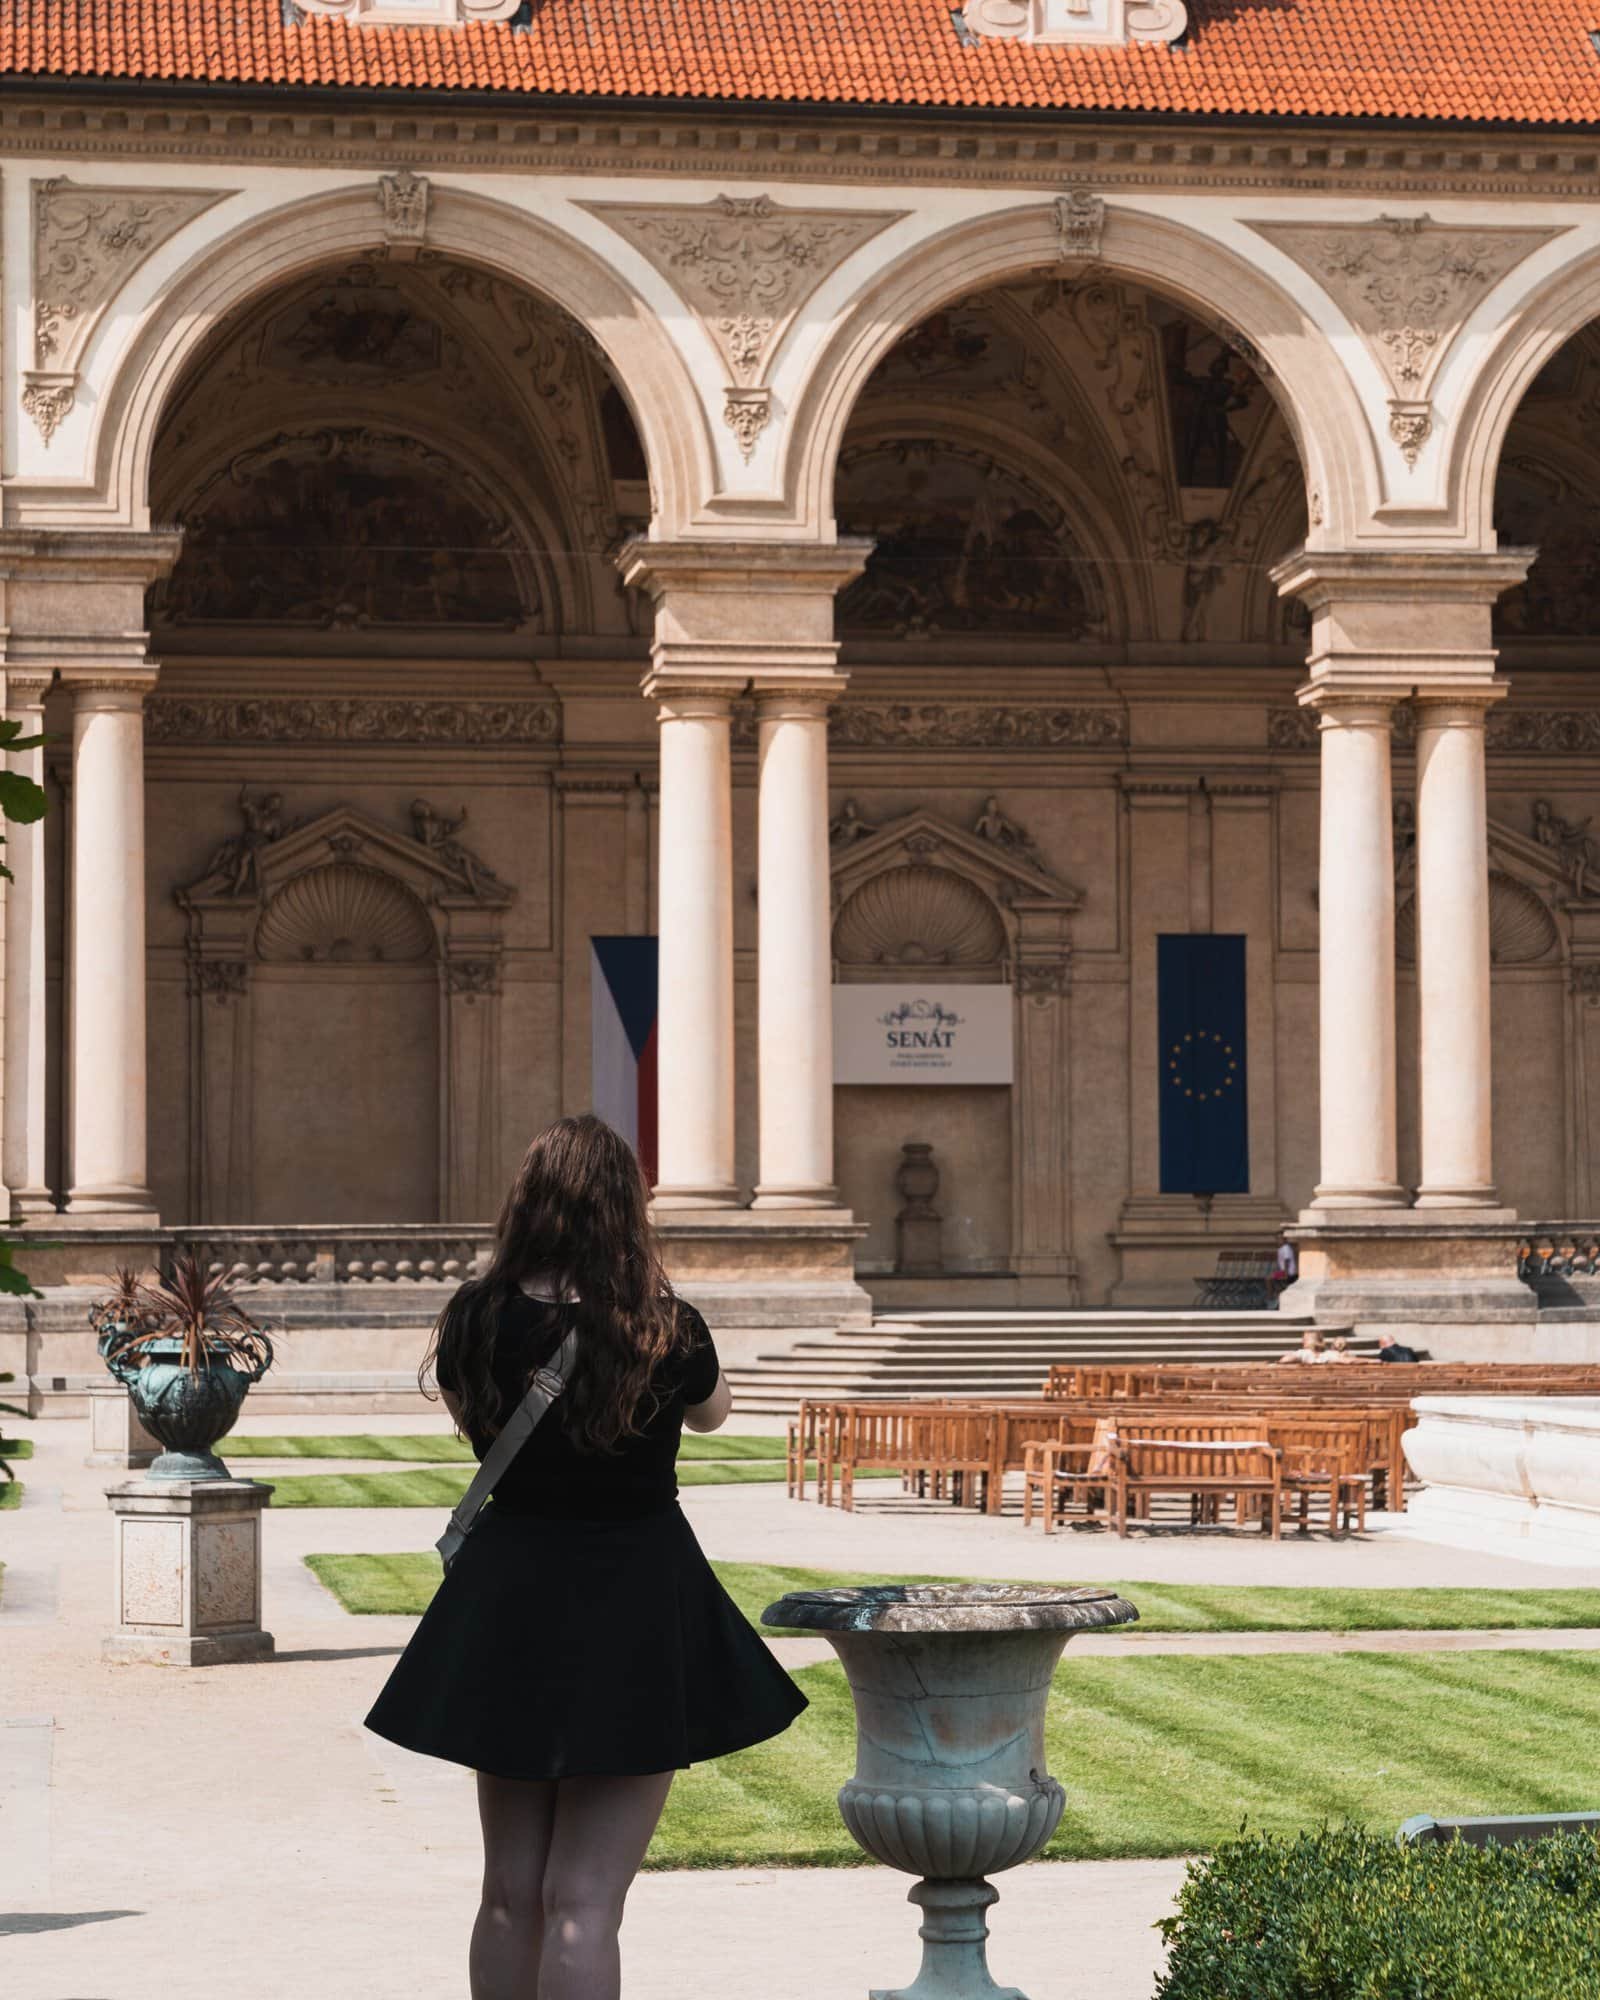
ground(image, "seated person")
xmin=1280 ymin=1328 xmax=1324 ymax=1364
xmin=1317 ymin=1335 xmax=1355 ymax=1364
xmin=1375 ymin=1330 xmax=1420 ymax=1364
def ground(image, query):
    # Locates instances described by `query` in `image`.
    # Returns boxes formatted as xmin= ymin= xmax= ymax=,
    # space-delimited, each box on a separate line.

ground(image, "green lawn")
xmin=305 ymin=1551 xmax=1600 ymax=1636
xmin=645 ymin=1650 xmax=1600 ymax=1867
xmin=0 ymin=1437 xmax=33 ymax=1460
xmin=223 ymin=1431 xmax=786 ymax=1464
xmin=0 ymin=1480 xmax=21 ymax=1510
xmin=271 ymin=1458 xmax=870 ymax=1508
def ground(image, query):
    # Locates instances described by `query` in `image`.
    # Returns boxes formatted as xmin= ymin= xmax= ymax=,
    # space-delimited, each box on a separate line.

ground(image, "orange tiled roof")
xmin=0 ymin=1 xmax=1598 ymax=128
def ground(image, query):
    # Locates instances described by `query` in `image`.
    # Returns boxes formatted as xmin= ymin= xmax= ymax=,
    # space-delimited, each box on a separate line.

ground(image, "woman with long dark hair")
xmin=366 ymin=1115 xmax=805 ymax=1999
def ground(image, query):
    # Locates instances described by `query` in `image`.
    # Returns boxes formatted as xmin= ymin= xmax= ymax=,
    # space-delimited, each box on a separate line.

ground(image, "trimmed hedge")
xmin=1157 ymin=1825 xmax=1600 ymax=1999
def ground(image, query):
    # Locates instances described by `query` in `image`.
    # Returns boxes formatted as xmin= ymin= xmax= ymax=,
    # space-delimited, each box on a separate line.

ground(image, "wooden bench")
xmin=1107 ymin=1430 xmax=1284 ymax=1539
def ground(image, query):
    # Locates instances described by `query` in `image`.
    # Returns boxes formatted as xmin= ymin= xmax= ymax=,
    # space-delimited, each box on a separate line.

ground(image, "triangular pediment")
xmin=178 ymin=799 xmax=514 ymax=910
xmin=829 ymin=806 xmax=1081 ymax=907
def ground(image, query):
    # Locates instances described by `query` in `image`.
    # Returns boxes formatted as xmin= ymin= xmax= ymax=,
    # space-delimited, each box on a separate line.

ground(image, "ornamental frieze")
xmin=146 ymin=697 xmax=561 ymax=747
xmin=27 ymin=177 xmax=227 ymax=443
xmin=829 ymin=704 xmax=1127 ymax=750
xmin=1267 ymin=706 xmax=1600 ymax=755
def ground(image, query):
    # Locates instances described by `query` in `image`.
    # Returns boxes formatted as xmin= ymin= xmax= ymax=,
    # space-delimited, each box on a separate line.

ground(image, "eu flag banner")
xmin=590 ymin=937 xmax=658 ymax=1185
xmin=1157 ymin=934 xmax=1249 ymax=1196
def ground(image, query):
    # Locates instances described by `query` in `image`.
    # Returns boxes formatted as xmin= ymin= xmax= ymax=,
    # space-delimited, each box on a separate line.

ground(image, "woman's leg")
xmin=472 ymin=1772 xmax=558 ymax=1999
xmin=538 ymin=1770 xmax=675 ymax=2000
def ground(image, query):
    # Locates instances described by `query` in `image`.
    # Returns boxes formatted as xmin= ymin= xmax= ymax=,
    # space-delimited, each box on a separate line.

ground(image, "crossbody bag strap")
xmin=435 ymin=1327 xmax=578 ymax=1573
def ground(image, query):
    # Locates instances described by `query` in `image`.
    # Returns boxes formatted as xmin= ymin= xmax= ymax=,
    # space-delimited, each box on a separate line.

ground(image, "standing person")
xmin=366 ymin=1115 xmax=805 ymax=2000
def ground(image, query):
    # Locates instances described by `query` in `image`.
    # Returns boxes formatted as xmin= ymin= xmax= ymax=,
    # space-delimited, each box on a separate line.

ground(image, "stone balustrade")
xmin=179 ymin=1228 xmax=492 ymax=1287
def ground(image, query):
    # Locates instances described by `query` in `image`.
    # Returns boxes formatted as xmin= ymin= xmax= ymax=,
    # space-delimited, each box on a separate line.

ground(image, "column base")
xmin=750 ymin=1183 xmax=843 ymax=1211
xmin=1308 ymin=1184 xmax=1409 ymax=1211
xmin=103 ymin=1630 xmax=275 ymax=1667
xmin=56 ymin=1204 xmax=161 ymax=1231
xmin=1413 ymin=1186 xmax=1504 ymax=1211
xmin=650 ymin=1185 xmax=744 ymax=1212
xmin=9 ymin=1188 xmax=58 ymax=1223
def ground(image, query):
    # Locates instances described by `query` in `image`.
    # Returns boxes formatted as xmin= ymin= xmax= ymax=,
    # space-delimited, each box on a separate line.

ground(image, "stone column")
xmin=1274 ymin=548 xmax=1531 ymax=1223
xmin=1304 ymin=692 xmax=1406 ymax=1207
xmin=3 ymin=672 xmax=53 ymax=1218
xmin=650 ymin=683 xmax=739 ymax=1207
xmin=1413 ymin=691 xmax=1503 ymax=1208
xmin=62 ymin=669 xmax=159 ymax=1223
xmin=753 ymin=683 xmax=842 ymax=1208
xmin=621 ymin=540 xmax=868 ymax=1213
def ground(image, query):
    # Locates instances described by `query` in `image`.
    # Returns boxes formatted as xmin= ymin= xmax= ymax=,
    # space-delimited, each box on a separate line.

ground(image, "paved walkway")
xmin=2 ymin=1413 xmax=1593 ymax=2000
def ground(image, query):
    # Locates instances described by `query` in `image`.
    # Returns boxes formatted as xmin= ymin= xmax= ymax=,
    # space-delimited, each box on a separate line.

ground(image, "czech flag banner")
xmin=591 ymin=936 xmax=659 ymax=1185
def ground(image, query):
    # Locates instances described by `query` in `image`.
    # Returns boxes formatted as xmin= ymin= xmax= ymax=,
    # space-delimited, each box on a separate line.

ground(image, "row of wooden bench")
xmin=787 ymin=1364 xmax=1600 ymax=1537
xmin=788 ymin=1398 xmax=1396 ymax=1535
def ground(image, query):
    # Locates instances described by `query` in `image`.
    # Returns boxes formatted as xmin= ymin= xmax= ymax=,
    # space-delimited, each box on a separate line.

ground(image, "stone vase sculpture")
xmin=894 ymin=1140 xmax=944 ymax=1276
xmin=764 ymin=1582 xmax=1138 ymax=1999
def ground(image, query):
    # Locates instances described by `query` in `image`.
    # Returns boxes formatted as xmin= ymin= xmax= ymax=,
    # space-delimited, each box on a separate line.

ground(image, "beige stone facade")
xmin=2 ymin=101 xmax=1600 ymax=1341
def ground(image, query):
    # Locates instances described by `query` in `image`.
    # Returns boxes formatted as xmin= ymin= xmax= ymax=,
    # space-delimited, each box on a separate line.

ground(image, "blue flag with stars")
xmin=1157 ymin=934 xmax=1249 ymax=1195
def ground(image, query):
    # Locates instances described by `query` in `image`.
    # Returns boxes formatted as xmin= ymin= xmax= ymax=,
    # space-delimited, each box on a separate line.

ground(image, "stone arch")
xmin=26 ymin=183 xmax=713 ymax=539
xmin=784 ymin=202 xmax=1374 ymax=547
xmin=1450 ymin=240 xmax=1600 ymax=551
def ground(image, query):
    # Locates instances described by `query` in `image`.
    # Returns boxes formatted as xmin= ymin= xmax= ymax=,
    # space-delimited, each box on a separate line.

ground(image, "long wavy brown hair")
xmin=422 ymin=1115 xmax=685 ymax=1454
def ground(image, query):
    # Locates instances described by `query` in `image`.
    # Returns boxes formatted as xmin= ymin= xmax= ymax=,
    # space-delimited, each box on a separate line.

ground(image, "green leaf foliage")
xmin=1156 ymin=1825 xmax=1600 ymax=2000
xmin=0 ymin=768 xmax=47 ymax=825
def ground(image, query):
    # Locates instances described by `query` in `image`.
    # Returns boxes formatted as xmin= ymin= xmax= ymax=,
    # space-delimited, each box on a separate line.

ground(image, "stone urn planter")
xmin=764 ymin=1582 xmax=1138 ymax=1999
xmin=96 ymin=1256 xmax=274 ymax=1480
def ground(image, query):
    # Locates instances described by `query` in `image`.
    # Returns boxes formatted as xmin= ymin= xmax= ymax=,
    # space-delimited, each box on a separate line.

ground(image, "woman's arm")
xmin=682 ymin=1372 xmax=733 ymax=1434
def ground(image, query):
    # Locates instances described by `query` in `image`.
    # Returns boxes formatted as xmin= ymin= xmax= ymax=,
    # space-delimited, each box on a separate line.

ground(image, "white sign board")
xmin=833 ymin=984 xmax=1014 ymax=1086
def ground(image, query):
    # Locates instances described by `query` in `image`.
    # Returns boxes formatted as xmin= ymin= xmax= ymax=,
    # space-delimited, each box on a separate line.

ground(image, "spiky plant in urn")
xmin=97 ymin=1255 xmax=274 ymax=1480
xmin=763 ymin=1582 xmax=1139 ymax=2000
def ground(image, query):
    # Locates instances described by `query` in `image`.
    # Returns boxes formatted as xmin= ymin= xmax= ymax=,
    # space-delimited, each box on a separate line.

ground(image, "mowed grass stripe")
xmin=305 ymin=1552 xmax=1600 ymax=1637
xmin=223 ymin=1432 xmax=786 ymax=1463
xmin=0 ymin=1437 xmax=33 ymax=1460
xmin=0 ymin=1481 xmax=21 ymax=1510
xmin=645 ymin=1651 xmax=1600 ymax=1868
xmin=272 ymin=1460 xmax=882 ymax=1507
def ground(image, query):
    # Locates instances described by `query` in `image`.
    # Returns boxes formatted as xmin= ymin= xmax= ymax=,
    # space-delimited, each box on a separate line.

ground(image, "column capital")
xmin=4 ymin=670 xmax=53 ymax=707
xmin=623 ymin=536 xmax=869 ymax=694
xmin=1410 ymin=681 xmax=1510 ymax=721
xmin=640 ymin=676 xmax=739 ymax=714
xmin=1274 ymin=545 xmax=1534 ymax=699
xmin=1272 ymin=546 xmax=1536 ymax=609
xmin=1296 ymin=683 xmax=1404 ymax=725
xmin=618 ymin=536 xmax=871 ymax=601
xmin=58 ymin=664 xmax=160 ymax=704
xmin=752 ymin=676 xmax=848 ymax=717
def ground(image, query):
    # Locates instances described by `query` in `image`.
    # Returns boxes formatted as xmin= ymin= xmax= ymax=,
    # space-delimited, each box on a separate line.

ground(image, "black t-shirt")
xmin=1378 ymin=1342 xmax=1419 ymax=1364
xmin=434 ymin=1289 xmax=721 ymax=1521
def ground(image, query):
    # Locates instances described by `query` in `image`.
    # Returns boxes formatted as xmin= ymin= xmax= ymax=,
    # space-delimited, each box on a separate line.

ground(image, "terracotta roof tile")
xmin=0 ymin=1 xmax=1597 ymax=126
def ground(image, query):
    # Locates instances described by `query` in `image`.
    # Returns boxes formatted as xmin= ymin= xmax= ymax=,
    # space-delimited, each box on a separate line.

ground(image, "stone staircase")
xmin=723 ymin=1309 xmax=1367 ymax=1415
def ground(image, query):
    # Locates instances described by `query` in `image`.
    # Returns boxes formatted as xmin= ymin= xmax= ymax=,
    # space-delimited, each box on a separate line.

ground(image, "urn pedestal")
xmin=105 ymin=1476 xmax=275 ymax=1665
xmin=86 ymin=1385 xmax=161 ymax=1469
xmin=764 ymin=1582 xmax=1138 ymax=2000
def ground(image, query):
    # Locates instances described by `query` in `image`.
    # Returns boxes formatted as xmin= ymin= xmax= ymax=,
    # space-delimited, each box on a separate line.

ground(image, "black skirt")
xmin=364 ymin=1501 xmax=807 ymax=1781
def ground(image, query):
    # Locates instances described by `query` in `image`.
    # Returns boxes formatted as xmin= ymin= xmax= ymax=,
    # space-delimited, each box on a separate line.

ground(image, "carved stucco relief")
xmin=27 ymin=177 xmax=228 ymax=444
xmin=582 ymin=194 xmax=904 ymax=461
xmin=145 ymin=696 xmax=561 ymax=747
xmin=1253 ymin=215 xmax=1561 ymax=467
xmin=1268 ymin=705 xmax=1600 ymax=755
